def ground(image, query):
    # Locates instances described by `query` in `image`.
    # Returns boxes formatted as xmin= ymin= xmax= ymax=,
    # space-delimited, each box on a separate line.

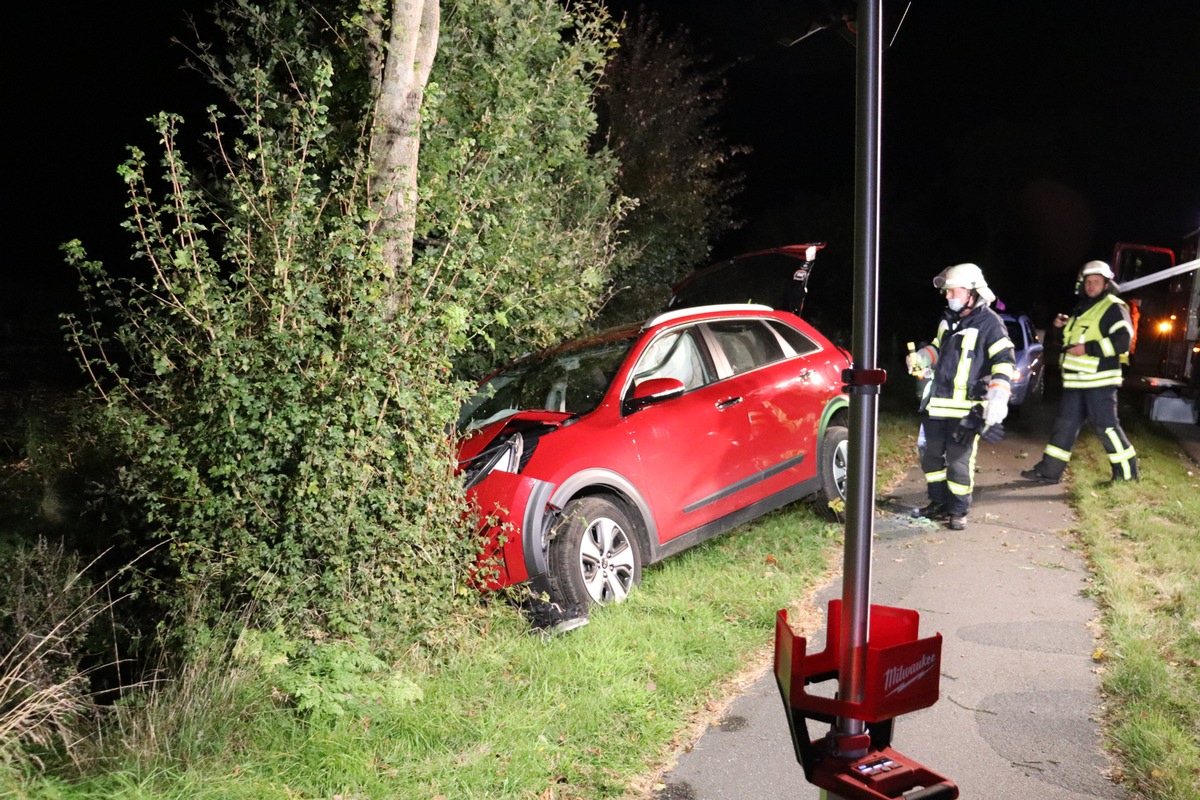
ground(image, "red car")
xmin=457 ymin=301 xmax=851 ymax=630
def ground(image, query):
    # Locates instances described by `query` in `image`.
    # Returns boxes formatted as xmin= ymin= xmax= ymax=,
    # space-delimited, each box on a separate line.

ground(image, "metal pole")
xmin=835 ymin=0 xmax=883 ymax=751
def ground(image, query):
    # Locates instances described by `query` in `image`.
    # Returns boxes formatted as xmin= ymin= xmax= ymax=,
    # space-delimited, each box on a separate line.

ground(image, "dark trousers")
xmin=1035 ymin=386 xmax=1138 ymax=480
xmin=920 ymin=415 xmax=979 ymax=516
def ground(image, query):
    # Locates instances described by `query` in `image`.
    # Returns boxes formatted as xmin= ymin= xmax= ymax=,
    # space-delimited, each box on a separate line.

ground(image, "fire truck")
xmin=1112 ymin=226 xmax=1200 ymax=420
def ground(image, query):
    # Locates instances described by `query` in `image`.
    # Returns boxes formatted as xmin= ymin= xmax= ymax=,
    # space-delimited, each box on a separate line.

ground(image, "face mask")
xmin=947 ymin=297 xmax=965 ymax=312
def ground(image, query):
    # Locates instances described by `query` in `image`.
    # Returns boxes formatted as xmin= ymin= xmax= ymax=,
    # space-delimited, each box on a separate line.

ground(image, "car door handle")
xmin=716 ymin=396 xmax=743 ymax=410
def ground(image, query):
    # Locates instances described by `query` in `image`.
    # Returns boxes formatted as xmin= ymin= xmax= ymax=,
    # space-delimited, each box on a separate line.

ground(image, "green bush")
xmin=58 ymin=0 xmax=627 ymax=650
xmin=594 ymin=10 xmax=745 ymax=325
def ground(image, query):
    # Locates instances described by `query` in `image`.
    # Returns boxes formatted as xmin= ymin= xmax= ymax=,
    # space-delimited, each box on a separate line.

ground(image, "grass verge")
xmin=1068 ymin=409 xmax=1200 ymax=800
xmin=6 ymin=513 xmax=841 ymax=799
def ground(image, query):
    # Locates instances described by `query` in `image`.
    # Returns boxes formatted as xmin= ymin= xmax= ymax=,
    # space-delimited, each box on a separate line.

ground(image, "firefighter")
xmin=1021 ymin=260 xmax=1138 ymax=484
xmin=906 ymin=263 xmax=1016 ymax=530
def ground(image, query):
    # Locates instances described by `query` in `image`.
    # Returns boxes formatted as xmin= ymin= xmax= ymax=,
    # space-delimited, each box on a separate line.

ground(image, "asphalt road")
xmin=651 ymin=401 xmax=1137 ymax=800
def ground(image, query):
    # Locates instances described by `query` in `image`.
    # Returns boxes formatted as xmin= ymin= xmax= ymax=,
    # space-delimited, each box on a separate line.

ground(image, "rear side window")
xmin=707 ymin=319 xmax=785 ymax=375
xmin=767 ymin=320 xmax=821 ymax=356
xmin=1005 ymin=319 xmax=1027 ymax=350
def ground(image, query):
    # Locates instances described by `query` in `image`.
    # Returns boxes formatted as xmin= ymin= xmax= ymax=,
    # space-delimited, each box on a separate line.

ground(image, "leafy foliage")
xmin=418 ymin=0 xmax=631 ymax=375
xmin=234 ymin=628 xmax=422 ymax=721
xmin=59 ymin=0 xmax=626 ymax=648
xmin=595 ymin=9 xmax=746 ymax=325
xmin=8 ymin=493 xmax=844 ymax=799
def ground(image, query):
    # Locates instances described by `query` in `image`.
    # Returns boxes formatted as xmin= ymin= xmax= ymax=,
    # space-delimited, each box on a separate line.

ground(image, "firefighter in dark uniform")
xmin=1021 ymin=260 xmax=1138 ymax=484
xmin=906 ymin=263 xmax=1016 ymax=530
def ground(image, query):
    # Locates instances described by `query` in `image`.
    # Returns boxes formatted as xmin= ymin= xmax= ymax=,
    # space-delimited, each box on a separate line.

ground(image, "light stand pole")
xmin=829 ymin=0 xmax=883 ymax=794
xmin=837 ymin=0 xmax=883 ymax=746
xmin=772 ymin=4 xmax=960 ymax=786
xmin=773 ymin=2 xmax=956 ymax=797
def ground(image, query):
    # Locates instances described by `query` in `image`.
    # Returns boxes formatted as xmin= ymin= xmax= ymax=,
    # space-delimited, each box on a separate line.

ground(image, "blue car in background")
xmin=1000 ymin=312 xmax=1044 ymax=411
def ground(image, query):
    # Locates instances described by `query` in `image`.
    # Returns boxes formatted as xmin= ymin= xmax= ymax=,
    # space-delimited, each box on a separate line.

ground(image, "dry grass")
xmin=0 ymin=537 xmax=163 ymax=782
xmin=1 ymin=540 xmax=112 ymax=770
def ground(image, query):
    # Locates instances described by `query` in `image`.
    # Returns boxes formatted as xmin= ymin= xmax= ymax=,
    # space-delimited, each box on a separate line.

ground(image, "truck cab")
xmin=1113 ymin=230 xmax=1199 ymax=386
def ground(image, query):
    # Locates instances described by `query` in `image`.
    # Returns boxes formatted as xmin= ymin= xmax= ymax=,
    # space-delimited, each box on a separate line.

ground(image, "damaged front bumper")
xmin=468 ymin=470 xmax=556 ymax=586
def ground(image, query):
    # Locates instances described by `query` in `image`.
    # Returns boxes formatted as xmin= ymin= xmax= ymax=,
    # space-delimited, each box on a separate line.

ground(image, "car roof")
xmin=503 ymin=303 xmax=796 ymax=370
xmin=644 ymin=303 xmax=776 ymax=330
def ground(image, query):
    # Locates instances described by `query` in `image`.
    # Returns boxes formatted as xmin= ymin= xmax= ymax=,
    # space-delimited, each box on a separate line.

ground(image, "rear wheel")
xmin=817 ymin=424 xmax=849 ymax=513
xmin=548 ymin=496 xmax=642 ymax=613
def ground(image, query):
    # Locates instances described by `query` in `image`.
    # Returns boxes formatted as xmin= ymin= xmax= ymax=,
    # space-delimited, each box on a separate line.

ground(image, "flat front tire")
xmin=548 ymin=496 xmax=642 ymax=612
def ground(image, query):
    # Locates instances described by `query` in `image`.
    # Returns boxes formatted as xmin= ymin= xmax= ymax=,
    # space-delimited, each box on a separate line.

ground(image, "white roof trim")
xmin=644 ymin=303 xmax=775 ymax=330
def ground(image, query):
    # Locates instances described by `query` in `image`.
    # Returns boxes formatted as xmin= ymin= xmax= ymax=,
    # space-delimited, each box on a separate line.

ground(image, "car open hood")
xmin=666 ymin=243 xmax=826 ymax=316
xmin=457 ymin=409 xmax=576 ymax=464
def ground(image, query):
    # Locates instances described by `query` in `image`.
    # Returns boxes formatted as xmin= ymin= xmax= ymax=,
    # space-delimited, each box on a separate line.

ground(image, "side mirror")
xmin=626 ymin=377 xmax=686 ymax=411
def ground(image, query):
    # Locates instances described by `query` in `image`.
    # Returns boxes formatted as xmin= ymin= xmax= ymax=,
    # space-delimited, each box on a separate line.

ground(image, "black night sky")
xmin=612 ymin=0 xmax=1200 ymax=339
xmin=5 ymin=0 xmax=1200 ymax=380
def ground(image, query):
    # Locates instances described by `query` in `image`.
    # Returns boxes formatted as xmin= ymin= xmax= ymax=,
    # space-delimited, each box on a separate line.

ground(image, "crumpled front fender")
xmin=468 ymin=470 xmax=557 ymax=591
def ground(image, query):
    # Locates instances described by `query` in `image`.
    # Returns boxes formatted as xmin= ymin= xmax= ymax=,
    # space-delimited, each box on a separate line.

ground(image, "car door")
xmin=621 ymin=323 xmax=753 ymax=542
xmin=1021 ymin=315 xmax=1044 ymax=385
xmin=701 ymin=317 xmax=830 ymax=504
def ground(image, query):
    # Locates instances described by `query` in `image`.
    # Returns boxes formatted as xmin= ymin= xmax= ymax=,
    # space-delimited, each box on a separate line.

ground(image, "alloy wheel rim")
xmin=579 ymin=517 xmax=635 ymax=604
xmin=833 ymin=438 xmax=850 ymax=499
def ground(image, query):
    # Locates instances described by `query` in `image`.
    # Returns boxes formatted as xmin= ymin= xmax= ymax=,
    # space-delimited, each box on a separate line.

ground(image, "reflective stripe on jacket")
xmin=1060 ymin=293 xmax=1132 ymax=390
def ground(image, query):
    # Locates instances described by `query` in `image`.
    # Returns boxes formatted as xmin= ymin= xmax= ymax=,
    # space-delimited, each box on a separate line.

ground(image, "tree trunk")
xmin=367 ymin=0 xmax=440 ymax=282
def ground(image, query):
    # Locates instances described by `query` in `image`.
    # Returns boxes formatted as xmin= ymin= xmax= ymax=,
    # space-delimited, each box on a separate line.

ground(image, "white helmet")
xmin=933 ymin=262 xmax=996 ymax=305
xmin=1080 ymin=260 xmax=1119 ymax=291
xmin=1081 ymin=260 xmax=1115 ymax=279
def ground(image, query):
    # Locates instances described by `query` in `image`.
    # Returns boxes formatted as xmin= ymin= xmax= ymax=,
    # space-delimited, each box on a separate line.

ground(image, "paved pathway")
xmin=652 ymin=404 xmax=1128 ymax=799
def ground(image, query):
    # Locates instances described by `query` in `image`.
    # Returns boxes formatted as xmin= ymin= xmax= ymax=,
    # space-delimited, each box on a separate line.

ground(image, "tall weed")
xmin=1 ymin=540 xmax=113 ymax=771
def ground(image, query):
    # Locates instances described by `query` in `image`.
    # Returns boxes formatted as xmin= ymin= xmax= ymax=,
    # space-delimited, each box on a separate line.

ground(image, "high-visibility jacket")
xmin=1060 ymin=293 xmax=1133 ymax=389
xmin=923 ymin=304 xmax=1016 ymax=420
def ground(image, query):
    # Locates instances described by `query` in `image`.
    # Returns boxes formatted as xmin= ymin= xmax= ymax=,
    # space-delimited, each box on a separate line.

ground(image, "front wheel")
xmin=817 ymin=424 xmax=849 ymax=515
xmin=548 ymin=496 xmax=643 ymax=613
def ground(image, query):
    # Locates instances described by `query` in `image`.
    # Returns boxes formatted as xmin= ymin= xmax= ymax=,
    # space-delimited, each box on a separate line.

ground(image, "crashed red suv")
xmin=457 ymin=298 xmax=852 ymax=629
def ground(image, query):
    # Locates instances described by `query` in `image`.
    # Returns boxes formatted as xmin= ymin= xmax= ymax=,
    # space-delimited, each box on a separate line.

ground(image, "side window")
xmin=1005 ymin=319 xmax=1026 ymax=350
xmin=631 ymin=327 xmax=712 ymax=391
xmin=707 ymin=319 xmax=785 ymax=376
xmin=767 ymin=320 xmax=820 ymax=356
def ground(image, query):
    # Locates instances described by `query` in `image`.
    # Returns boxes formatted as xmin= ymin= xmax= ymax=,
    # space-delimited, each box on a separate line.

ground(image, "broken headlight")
xmin=461 ymin=432 xmax=538 ymax=490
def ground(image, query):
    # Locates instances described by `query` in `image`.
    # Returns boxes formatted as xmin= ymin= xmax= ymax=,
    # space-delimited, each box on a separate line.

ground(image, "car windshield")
xmin=458 ymin=337 xmax=636 ymax=432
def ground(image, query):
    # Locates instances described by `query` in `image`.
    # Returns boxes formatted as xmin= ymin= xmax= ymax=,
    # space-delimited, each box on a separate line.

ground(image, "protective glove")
xmin=905 ymin=346 xmax=934 ymax=374
xmin=984 ymin=382 xmax=1011 ymax=427
xmin=980 ymin=423 xmax=1006 ymax=443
